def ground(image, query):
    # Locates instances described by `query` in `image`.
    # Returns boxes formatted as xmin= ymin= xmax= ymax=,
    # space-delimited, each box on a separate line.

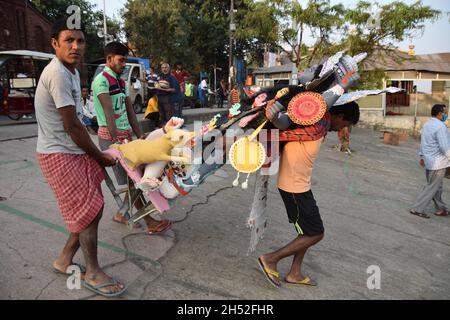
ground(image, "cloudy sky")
xmin=89 ymin=0 xmax=450 ymax=54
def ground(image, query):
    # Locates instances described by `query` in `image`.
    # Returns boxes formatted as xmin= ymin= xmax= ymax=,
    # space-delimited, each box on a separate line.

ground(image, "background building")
xmin=252 ymin=53 xmax=298 ymax=88
xmin=359 ymin=50 xmax=450 ymax=134
xmin=0 ymin=0 xmax=52 ymax=53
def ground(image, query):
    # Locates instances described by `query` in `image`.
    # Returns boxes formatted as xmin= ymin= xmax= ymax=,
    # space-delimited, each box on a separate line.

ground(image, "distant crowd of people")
xmin=80 ymin=59 xmax=242 ymax=133
xmin=142 ymin=62 xmax=236 ymax=128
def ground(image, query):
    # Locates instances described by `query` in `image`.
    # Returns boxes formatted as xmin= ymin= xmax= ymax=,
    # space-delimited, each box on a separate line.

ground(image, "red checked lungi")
xmin=97 ymin=127 xmax=132 ymax=142
xmin=37 ymin=153 xmax=105 ymax=233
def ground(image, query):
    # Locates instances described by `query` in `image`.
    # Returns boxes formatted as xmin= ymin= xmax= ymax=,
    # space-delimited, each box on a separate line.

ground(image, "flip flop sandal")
xmin=435 ymin=210 xmax=449 ymax=217
xmin=285 ymin=277 xmax=318 ymax=287
xmin=53 ymin=263 xmax=86 ymax=276
xmin=257 ymin=257 xmax=281 ymax=288
xmin=147 ymin=220 xmax=172 ymax=235
xmin=409 ymin=210 xmax=430 ymax=219
xmin=113 ymin=214 xmax=141 ymax=229
xmin=83 ymin=278 xmax=127 ymax=298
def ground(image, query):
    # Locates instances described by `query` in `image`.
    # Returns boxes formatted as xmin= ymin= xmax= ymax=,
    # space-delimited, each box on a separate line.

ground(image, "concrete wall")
xmin=358 ymin=109 xmax=384 ymax=128
xmin=383 ymin=80 xmax=450 ymax=116
xmin=381 ymin=116 xmax=429 ymax=134
xmin=387 ymin=92 xmax=449 ymax=116
xmin=358 ymin=109 xmax=449 ymax=135
xmin=358 ymin=82 xmax=450 ymax=117
xmin=358 ymin=95 xmax=383 ymax=109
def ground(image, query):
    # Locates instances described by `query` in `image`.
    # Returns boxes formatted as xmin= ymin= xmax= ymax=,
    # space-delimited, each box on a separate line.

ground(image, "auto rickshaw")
xmin=0 ymin=50 xmax=53 ymax=120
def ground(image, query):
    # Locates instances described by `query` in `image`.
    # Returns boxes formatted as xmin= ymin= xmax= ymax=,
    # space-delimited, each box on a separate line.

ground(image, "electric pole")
xmin=228 ymin=0 xmax=235 ymax=107
xmin=103 ymin=0 xmax=108 ymax=46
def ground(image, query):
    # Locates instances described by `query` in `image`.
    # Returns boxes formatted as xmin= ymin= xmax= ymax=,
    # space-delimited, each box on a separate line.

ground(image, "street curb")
xmin=0 ymin=108 xmax=228 ymax=130
xmin=0 ymin=120 xmax=37 ymax=127
xmin=139 ymin=108 xmax=228 ymax=133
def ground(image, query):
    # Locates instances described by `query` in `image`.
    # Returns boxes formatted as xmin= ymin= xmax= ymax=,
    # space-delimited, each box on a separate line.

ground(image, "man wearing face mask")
xmin=410 ymin=104 xmax=450 ymax=218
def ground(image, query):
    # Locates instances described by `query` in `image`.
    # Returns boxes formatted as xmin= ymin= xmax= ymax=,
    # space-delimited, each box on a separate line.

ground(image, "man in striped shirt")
xmin=410 ymin=104 xmax=450 ymax=218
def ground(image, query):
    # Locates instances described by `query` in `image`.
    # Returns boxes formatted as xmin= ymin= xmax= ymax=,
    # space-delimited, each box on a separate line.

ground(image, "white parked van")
xmin=93 ymin=61 xmax=147 ymax=113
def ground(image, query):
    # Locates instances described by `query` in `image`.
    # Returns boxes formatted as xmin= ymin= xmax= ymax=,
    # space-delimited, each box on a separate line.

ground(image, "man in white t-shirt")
xmin=81 ymin=85 xmax=98 ymax=134
xmin=200 ymin=77 xmax=208 ymax=108
xmin=35 ymin=16 xmax=125 ymax=297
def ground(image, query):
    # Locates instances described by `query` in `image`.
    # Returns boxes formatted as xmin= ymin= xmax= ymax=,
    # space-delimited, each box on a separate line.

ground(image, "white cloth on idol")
xmin=246 ymin=171 xmax=270 ymax=254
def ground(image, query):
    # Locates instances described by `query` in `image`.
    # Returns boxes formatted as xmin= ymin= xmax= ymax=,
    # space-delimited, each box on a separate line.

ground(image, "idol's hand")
xmin=335 ymin=55 xmax=360 ymax=90
xmin=265 ymin=101 xmax=286 ymax=121
xmin=165 ymin=117 xmax=184 ymax=131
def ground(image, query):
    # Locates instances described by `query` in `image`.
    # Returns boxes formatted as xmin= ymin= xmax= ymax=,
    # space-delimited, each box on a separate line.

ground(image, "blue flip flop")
xmin=83 ymin=278 xmax=127 ymax=298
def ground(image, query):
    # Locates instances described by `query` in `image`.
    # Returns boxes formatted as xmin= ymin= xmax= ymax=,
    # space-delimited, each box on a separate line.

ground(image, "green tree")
xmin=343 ymin=1 xmax=440 ymax=56
xmin=124 ymin=0 xmax=192 ymax=67
xmin=342 ymin=1 xmax=440 ymax=88
xmin=233 ymin=0 xmax=341 ymax=68
xmin=123 ymin=0 xmax=270 ymax=81
xmin=123 ymin=0 xmax=440 ymax=88
xmin=246 ymin=0 xmax=440 ymax=88
xmin=31 ymin=0 xmax=121 ymax=62
xmin=234 ymin=0 xmax=279 ymax=66
xmin=179 ymin=0 xmax=230 ymax=75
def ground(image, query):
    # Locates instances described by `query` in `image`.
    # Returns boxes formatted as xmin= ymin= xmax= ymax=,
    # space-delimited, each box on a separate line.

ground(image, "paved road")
xmin=1 ymin=125 xmax=449 ymax=300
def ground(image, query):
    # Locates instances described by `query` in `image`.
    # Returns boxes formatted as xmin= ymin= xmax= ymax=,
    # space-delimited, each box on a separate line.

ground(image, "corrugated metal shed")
xmin=363 ymin=50 xmax=450 ymax=74
xmin=252 ymin=63 xmax=294 ymax=74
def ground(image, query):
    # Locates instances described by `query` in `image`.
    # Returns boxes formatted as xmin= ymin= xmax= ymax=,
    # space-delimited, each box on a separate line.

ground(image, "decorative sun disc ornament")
xmin=229 ymin=120 xmax=268 ymax=189
xmin=229 ymin=137 xmax=266 ymax=174
xmin=287 ymin=92 xmax=326 ymax=126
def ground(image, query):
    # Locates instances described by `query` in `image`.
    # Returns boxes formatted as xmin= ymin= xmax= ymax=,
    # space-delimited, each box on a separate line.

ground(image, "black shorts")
xmin=279 ymin=188 xmax=324 ymax=236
